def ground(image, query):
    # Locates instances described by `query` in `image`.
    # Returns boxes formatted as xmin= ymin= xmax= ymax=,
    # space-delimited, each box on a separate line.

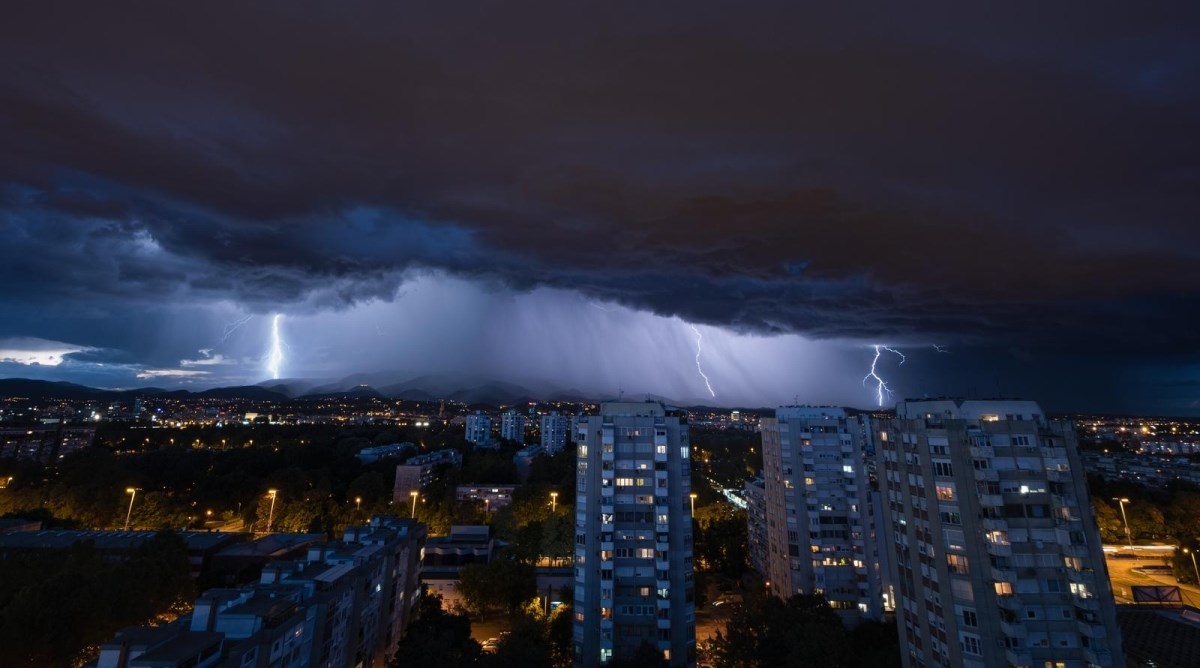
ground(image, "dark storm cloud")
xmin=2 ymin=1 xmax=1199 ymax=352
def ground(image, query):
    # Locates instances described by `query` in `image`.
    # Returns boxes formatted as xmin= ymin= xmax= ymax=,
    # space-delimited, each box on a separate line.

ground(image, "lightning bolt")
xmin=931 ymin=344 xmax=950 ymax=354
xmin=267 ymin=314 xmax=285 ymax=379
xmin=220 ymin=314 xmax=253 ymax=343
xmin=690 ymin=324 xmax=716 ymax=398
xmin=863 ymin=345 xmax=905 ymax=407
xmin=589 ymin=302 xmax=617 ymax=312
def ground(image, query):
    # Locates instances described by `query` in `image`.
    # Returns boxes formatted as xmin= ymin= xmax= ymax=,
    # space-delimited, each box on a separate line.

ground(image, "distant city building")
xmin=743 ymin=475 xmax=767 ymax=576
xmin=501 ymin=410 xmax=527 ymax=442
xmin=94 ymin=516 xmax=426 ymax=668
xmin=0 ymin=424 xmax=95 ymax=463
xmin=540 ymin=411 xmax=569 ymax=454
xmin=514 ymin=443 xmax=544 ymax=481
xmin=455 ymin=484 xmax=519 ymax=512
xmin=392 ymin=449 xmax=463 ymax=504
xmin=465 ymin=411 xmax=493 ymax=447
xmin=758 ymin=406 xmax=885 ymax=621
xmin=355 ymin=442 xmax=413 ymax=464
xmin=876 ymin=399 xmax=1124 ymax=668
xmin=573 ymin=402 xmax=695 ymax=667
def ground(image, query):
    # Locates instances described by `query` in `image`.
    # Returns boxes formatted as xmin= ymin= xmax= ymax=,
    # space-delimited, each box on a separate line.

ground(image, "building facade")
xmin=758 ymin=406 xmax=885 ymax=620
xmin=501 ymin=410 xmax=527 ymax=442
xmin=876 ymin=399 xmax=1124 ymax=668
xmin=391 ymin=448 xmax=463 ymax=504
xmin=573 ymin=402 xmax=695 ymax=667
xmin=541 ymin=411 xmax=569 ymax=454
xmin=94 ymin=516 xmax=426 ymax=668
xmin=465 ymin=412 xmax=493 ymax=447
xmin=743 ymin=475 xmax=768 ymax=576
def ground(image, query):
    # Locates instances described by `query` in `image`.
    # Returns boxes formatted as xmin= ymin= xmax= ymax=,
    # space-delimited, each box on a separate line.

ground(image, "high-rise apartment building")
xmin=744 ymin=475 xmax=768 ymax=576
xmin=501 ymin=410 xmax=527 ymax=442
xmin=541 ymin=411 xmax=569 ymax=454
xmin=465 ymin=411 xmax=492 ymax=447
xmin=758 ymin=406 xmax=885 ymax=620
xmin=573 ymin=402 xmax=695 ymax=667
xmin=876 ymin=399 xmax=1123 ymax=668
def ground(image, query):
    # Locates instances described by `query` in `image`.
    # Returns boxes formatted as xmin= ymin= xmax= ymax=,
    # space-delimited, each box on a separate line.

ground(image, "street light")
xmin=550 ymin=491 xmax=558 ymax=513
xmin=355 ymin=496 xmax=362 ymax=512
xmin=123 ymin=488 xmax=138 ymax=531
xmin=484 ymin=498 xmax=490 ymax=514
xmin=1184 ymin=548 xmax=1200 ymax=587
xmin=690 ymin=493 xmax=698 ymax=516
xmin=266 ymin=489 xmax=278 ymax=533
xmin=410 ymin=491 xmax=419 ymax=518
xmin=1113 ymin=497 xmax=1134 ymax=554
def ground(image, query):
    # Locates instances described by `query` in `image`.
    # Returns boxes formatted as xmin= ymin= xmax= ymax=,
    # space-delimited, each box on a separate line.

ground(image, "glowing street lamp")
xmin=690 ymin=493 xmax=698 ymax=516
xmin=1113 ymin=497 xmax=1134 ymax=553
xmin=355 ymin=496 xmax=362 ymax=512
xmin=266 ymin=489 xmax=278 ymax=533
xmin=550 ymin=491 xmax=558 ymax=513
xmin=1184 ymin=548 xmax=1200 ymax=587
xmin=123 ymin=488 xmax=138 ymax=531
xmin=410 ymin=491 xmax=419 ymax=518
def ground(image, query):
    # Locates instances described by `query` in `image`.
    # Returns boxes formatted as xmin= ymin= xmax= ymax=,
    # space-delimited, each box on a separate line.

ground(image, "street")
xmin=1104 ymin=553 xmax=1200 ymax=607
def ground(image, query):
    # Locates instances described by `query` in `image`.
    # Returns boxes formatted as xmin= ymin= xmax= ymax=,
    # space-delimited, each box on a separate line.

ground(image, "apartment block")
xmin=759 ymin=406 xmax=885 ymax=620
xmin=573 ymin=402 xmax=696 ymax=667
xmin=876 ymin=399 xmax=1123 ymax=668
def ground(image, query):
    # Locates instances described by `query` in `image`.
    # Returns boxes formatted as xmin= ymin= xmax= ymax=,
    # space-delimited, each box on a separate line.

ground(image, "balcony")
xmin=999 ymin=620 xmax=1026 ymax=638
xmin=1005 ymin=648 xmax=1032 ymax=666
xmin=996 ymin=595 xmax=1021 ymax=611
xmin=1077 ymin=620 xmax=1107 ymax=639
xmin=974 ymin=469 xmax=999 ymax=482
xmin=981 ymin=518 xmax=1008 ymax=532
xmin=969 ymin=445 xmax=994 ymax=459
xmin=986 ymin=541 xmax=1013 ymax=558
xmin=657 ymin=618 xmax=671 ymax=630
xmin=1073 ymin=596 xmax=1100 ymax=612
xmin=991 ymin=566 xmax=1017 ymax=583
xmin=978 ymin=494 xmax=1003 ymax=507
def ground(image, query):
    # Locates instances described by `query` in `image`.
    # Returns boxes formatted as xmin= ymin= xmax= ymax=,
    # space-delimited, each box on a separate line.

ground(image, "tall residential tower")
xmin=876 ymin=399 xmax=1123 ymax=668
xmin=758 ymin=406 xmax=885 ymax=620
xmin=573 ymin=402 xmax=696 ymax=667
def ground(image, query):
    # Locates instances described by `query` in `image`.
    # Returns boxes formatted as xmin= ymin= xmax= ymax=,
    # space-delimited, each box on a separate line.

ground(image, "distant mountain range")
xmin=0 ymin=374 xmax=726 ymax=409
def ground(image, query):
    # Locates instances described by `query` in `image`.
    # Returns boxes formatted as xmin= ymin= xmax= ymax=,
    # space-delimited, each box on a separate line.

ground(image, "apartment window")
xmin=961 ymin=609 xmax=977 ymax=627
xmin=615 ymin=478 xmax=634 ymax=487
xmin=578 ymin=445 xmax=588 ymax=457
xmin=939 ymin=511 xmax=961 ymax=525
xmin=935 ymin=484 xmax=956 ymax=501
xmin=960 ymin=634 xmax=982 ymax=656
xmin=946 ymin=554 xmax=969 ymax=575
xmin=933 ymin=461 xmax=953 ymax=477
xmin=681 ymin=446 xmax=690 ymax=459
xmin=1012 ymin=435 xmax=1031 ymax=446
xmin=994 ymin=582 xmax=1014 ymax=596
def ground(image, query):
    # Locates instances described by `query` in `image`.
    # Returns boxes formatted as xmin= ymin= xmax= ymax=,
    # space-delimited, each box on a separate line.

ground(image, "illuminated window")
xmin=936 ymin=484 xmax=956 ymax=501
xmin=946 ymin=554 xmax=970 ymax=575
xmin=994 ymin=582 xmax=1013 ymax=596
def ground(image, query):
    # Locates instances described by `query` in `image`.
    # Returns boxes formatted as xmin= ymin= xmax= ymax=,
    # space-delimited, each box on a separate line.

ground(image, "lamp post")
xmin=123 ymin=487 xmax=138 ymax=531
xmin=1113 ymin=497 xmax=1134 ymax=554
xmin=550 ymin=491 xmax=558 ymax=513
xmin=355 ymin=496 xmax=362 ymax=513
xmin=410 ymin=491 xmax=419 ymax=519
xmin=484 ymin=498 xmax=490 ymax=514
xmin=266 ymin=489 xmax=278 ymax=533
xmin=689 ymin=493 xmax=697 ymax=516
xmin=1185 ymin=548 xmax=1200 ymax=586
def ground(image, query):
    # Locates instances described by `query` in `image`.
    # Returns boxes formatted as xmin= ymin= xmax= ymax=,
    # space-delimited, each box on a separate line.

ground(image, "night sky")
xmin=2 ymin=3 xmax=1198 ymax=414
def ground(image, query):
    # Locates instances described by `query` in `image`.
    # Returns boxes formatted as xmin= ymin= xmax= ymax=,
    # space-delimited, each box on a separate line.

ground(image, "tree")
xmin=391 ymin=589 xmax=481 ymax=668
xmin=458 ymin=557 xmax=538 ymax=615
xmin=710 ymin=593 xmax=858 ymax=668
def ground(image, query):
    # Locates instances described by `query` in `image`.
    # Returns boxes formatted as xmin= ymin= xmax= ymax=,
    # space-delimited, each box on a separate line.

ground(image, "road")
xmin=1104 ymin=553 xmax=1200 ymax=607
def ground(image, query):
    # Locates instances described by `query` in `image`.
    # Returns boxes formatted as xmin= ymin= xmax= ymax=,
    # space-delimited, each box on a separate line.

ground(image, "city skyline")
xmin=2 ymin=4 xmax=1199 ymax=416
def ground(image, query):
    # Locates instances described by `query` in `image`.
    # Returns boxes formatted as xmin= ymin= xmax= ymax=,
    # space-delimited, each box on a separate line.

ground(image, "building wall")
xmin=541 ymin=412 xmax=569 ymax=454
xmin=876 ymin=400 xmax=1124 ymax=668
xmin=465 ymin=412 xmax=492 ymax=447
xmin=501 ymin=411 xmax=527 ymax=442
xmin=573 ymin=402 xmax=695 ymax=668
